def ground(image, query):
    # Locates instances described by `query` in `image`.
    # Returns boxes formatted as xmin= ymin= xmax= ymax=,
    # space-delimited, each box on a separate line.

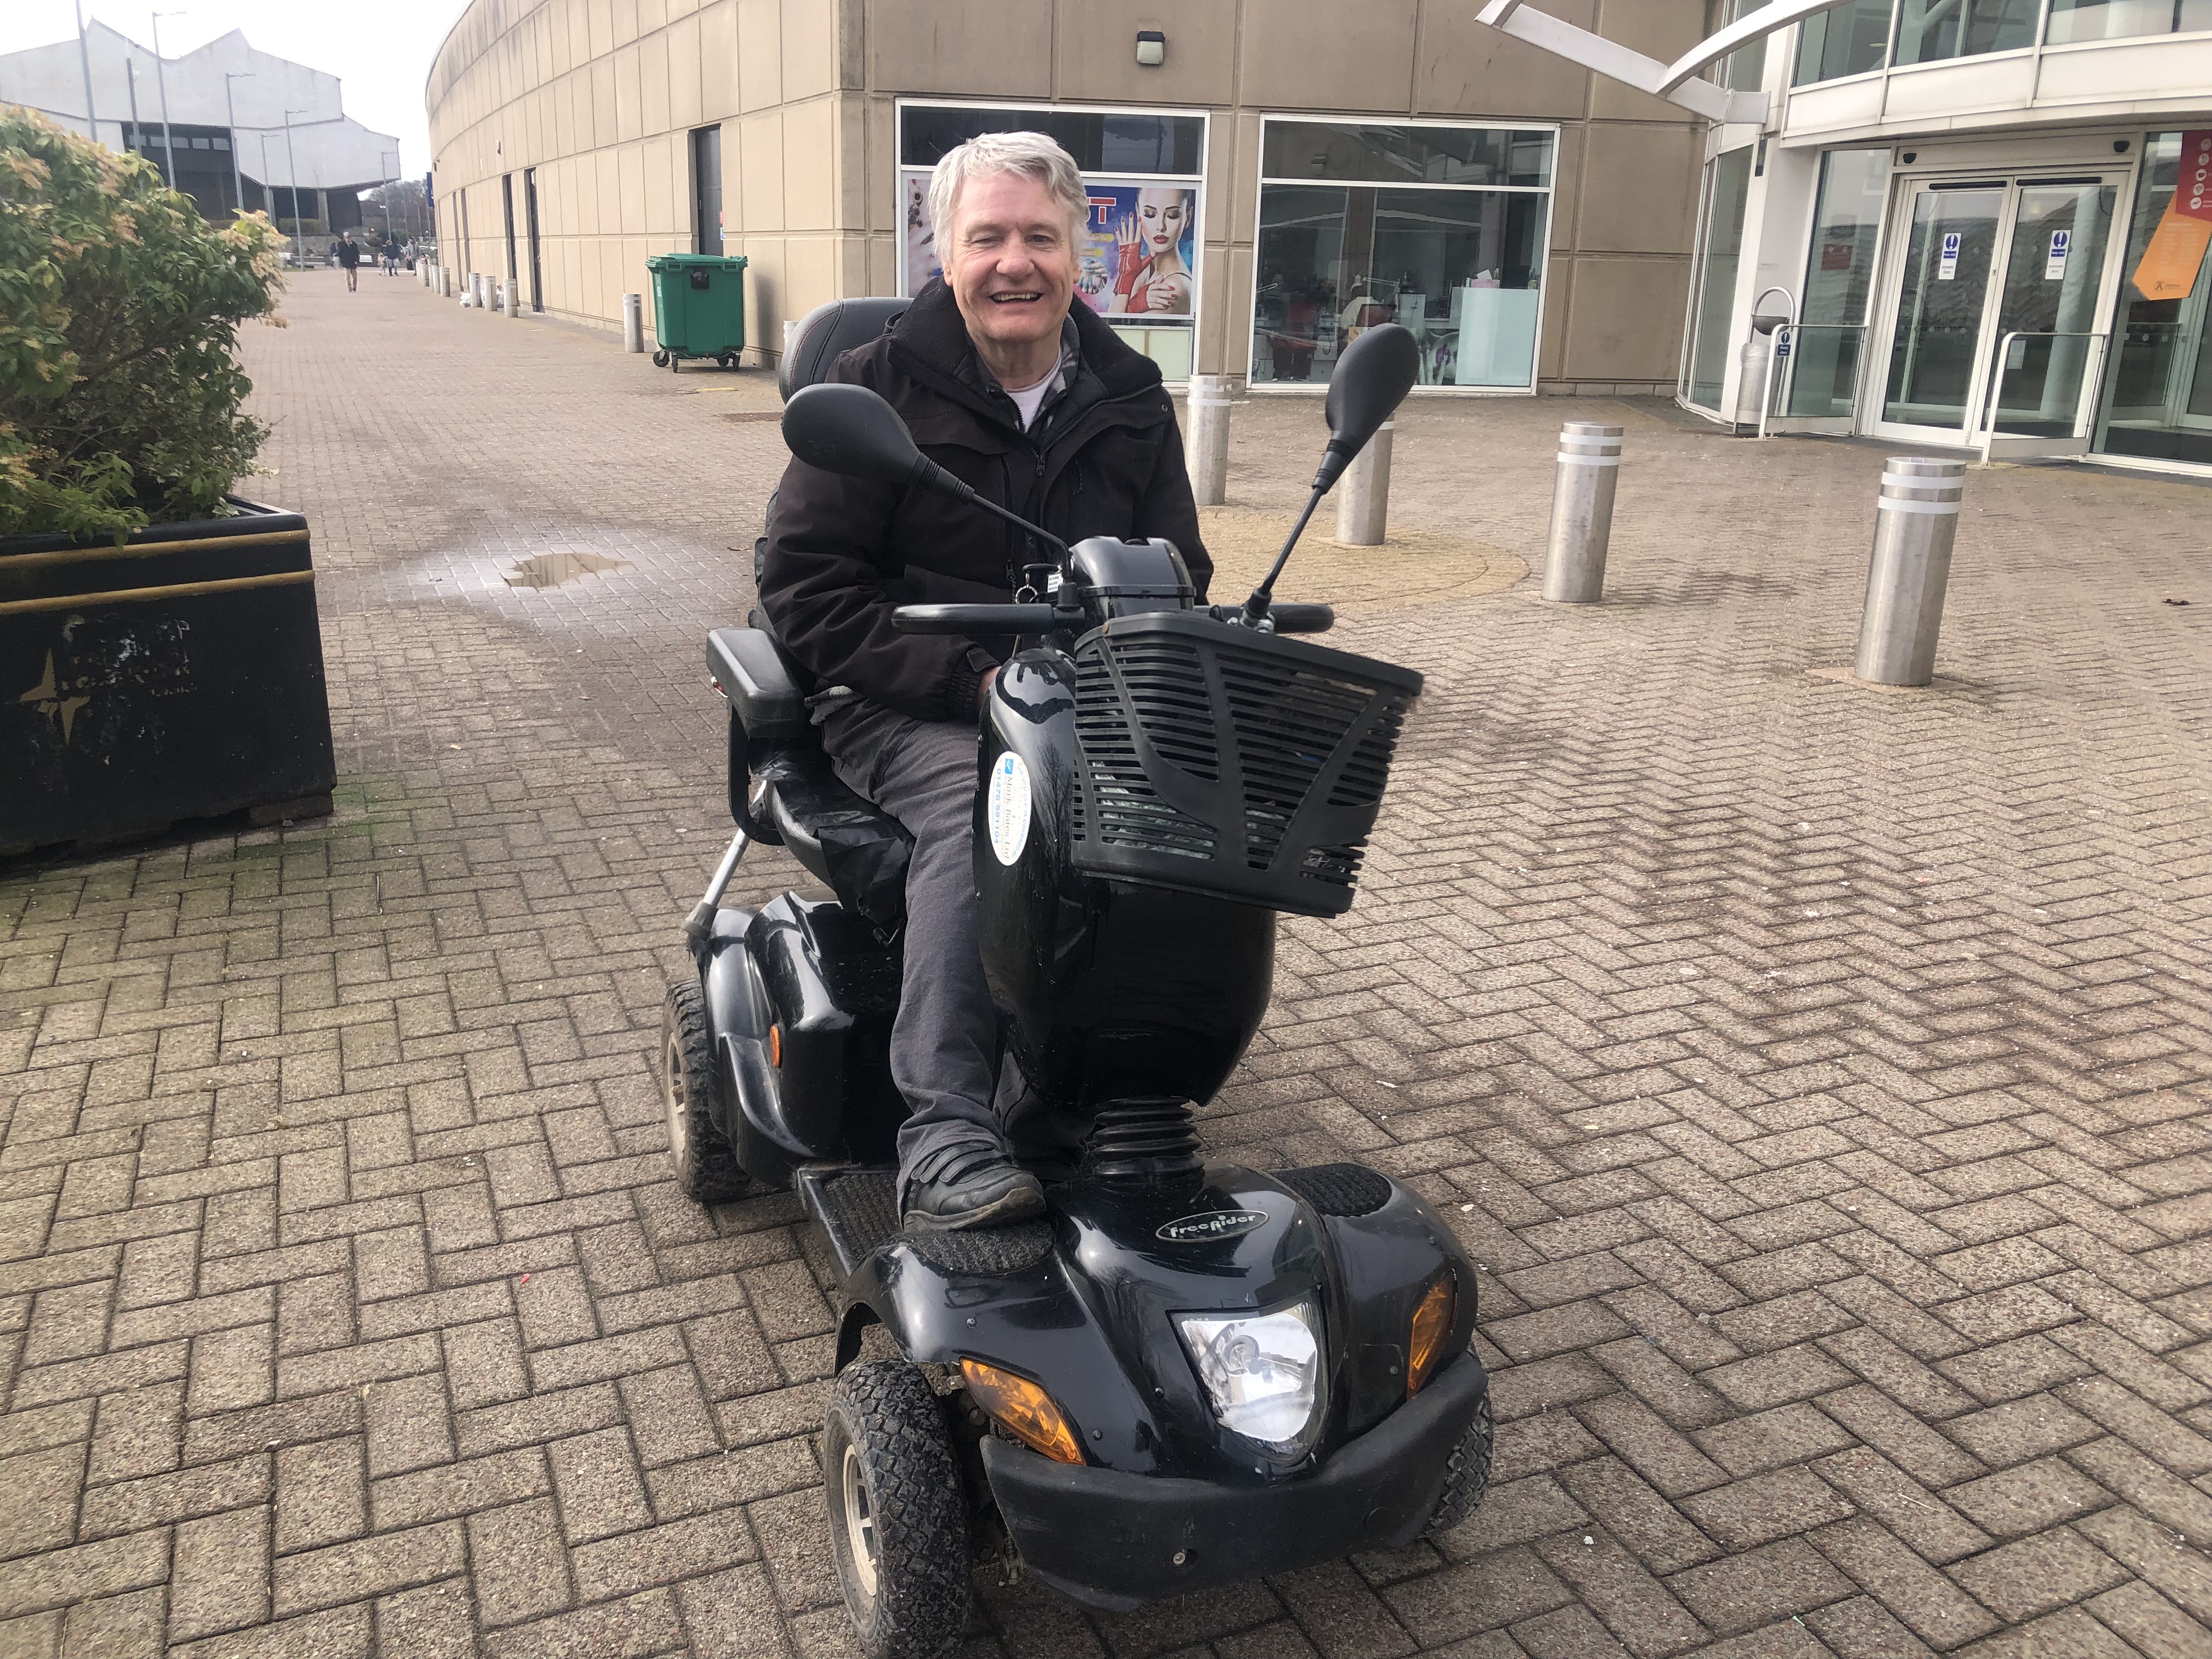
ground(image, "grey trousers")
xmin=820 ymin=701 xmax=1070 ymax=1197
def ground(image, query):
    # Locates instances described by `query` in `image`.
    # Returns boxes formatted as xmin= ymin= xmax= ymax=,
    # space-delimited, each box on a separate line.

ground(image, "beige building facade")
xmin=425 ymin=0 xmax=1713 ymax=392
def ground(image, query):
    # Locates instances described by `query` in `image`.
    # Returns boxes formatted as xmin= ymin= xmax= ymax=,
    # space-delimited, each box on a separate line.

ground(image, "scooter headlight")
xmin=1175 ymin=1299 xmax=1324 ymax=1453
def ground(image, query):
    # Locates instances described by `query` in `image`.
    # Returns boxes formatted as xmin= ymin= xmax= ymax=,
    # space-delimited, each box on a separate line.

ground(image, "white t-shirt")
xmin=1005 ymin=369 xmax=1055 ymax=430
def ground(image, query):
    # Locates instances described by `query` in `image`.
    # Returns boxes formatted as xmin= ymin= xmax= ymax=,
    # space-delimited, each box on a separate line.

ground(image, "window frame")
xmin=1249 ymin=114 xmax=1561 ymax=396
xmin=892 ymin=97 xmax=1211 ymax=385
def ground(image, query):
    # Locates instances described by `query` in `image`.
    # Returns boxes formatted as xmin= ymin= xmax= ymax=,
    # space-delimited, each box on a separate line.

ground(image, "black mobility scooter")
xmin=662 ymin=309 xmax=1491 ymax=1657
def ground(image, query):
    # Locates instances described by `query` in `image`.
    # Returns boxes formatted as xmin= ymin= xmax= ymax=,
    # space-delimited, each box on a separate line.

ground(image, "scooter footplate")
xmin=799 ymin=1167 xmax=1057 ymax=1281
xmin=1272 ymin=1163 xmax=1391 ymax=1217
xmin=803 ymin=1169 xmax=901 ymax=1278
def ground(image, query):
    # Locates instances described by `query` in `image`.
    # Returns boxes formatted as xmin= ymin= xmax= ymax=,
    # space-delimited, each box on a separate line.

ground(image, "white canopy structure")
xmin=0 ymin=21 xmax=401 ymax=232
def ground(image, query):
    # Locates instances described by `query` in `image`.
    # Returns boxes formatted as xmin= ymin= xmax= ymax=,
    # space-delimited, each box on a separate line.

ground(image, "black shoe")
xmin=902 ymin=1142 xmax=1045 ymax=1232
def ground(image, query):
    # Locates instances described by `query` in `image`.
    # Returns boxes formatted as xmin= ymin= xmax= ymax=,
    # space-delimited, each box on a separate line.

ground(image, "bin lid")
xmin=645 ymin=252 xmax=749 ymax=271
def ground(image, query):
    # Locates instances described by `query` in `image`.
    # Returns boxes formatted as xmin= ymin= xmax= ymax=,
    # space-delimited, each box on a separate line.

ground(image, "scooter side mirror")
xmin=1317 ymin=323 xmax=1420 ymax=492
xmin=782 ymin=380 xmax=1076 ymax=561
xmin=782 ymin=382 xmax=927 ymax=486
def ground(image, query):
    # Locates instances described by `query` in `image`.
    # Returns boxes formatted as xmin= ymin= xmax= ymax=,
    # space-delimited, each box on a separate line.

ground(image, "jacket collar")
xmin=887 ymin=278 xmax=1163 ymax=430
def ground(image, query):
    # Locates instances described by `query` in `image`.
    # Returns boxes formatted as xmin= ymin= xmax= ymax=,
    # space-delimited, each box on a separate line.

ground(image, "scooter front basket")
xmin=1068 ymin=611 xmax=1422 ymax=917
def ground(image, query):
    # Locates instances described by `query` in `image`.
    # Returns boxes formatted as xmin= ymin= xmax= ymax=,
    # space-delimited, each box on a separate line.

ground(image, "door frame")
xmin=1861 ymin=165 xmax=2134 ymax=454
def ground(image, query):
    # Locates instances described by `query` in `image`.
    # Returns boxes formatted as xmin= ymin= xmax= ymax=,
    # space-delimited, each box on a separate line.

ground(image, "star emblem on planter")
xmin=17 ymin=652 xmax=92 ymax=746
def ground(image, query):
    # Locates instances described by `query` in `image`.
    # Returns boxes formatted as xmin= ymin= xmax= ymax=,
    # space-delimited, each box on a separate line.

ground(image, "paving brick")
xmin=269 ymin=1519 xmax=467 ymax=1618
xmin=468 ymin=1499 xmax=573 ymax=1628
xmin=1945 ymin=1525 xmax=2129 ymax=1624
xmin=171 ymin=1505 xmax=271 ymax=1640
xmin=1676 ymin=1467 xmax=1856 ymax=1551
xmin=1809 ymin=1519 xmax=2001 ymax=1651
xmin=1663 ymin=1538 xmax=1856 ymax=1638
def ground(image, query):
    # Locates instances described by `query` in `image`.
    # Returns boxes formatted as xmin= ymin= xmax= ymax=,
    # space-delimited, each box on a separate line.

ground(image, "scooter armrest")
xmin=708 ymin=628 xmax=809 ymax=743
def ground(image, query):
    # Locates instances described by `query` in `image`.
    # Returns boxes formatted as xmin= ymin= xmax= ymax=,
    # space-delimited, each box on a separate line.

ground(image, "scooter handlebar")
xmin=890 ymin=601 xmax=1335 ymax=635
xmin=890 ymin=604 xmax=1064 ymax=634
xmin=1210 ymin=602 xmax=1335 ymax=634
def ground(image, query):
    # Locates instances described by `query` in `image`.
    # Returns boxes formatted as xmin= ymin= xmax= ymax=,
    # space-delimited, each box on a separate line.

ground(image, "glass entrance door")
xmin=1872 ymin=173 xmax=2126 ymax=449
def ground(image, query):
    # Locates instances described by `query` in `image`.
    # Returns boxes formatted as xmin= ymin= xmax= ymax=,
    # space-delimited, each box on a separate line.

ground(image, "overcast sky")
xmin=1 ymin=1 xmax=460 ymax=173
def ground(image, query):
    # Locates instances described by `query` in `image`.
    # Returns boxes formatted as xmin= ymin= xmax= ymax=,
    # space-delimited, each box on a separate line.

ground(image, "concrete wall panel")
xmin=1575 ymin=122 xmax=1700 ymax=256
xmin=1416 ymin=0 xmax=1593 ymax=120
xmin=865 ymin=0 xmax=1051 ymax=97
xmin=1240 ymin=0 xmax=1417 ymax=112
xmin=1054 ymin=0 xmax=1236 ymax=108
xmin=1564 ymin=255 xmax=1690 ymax=381
xmin=740 ymin=0 xmax=781 ymax=112
xmin=1588 ymin=0 xmax=1704 ymax=124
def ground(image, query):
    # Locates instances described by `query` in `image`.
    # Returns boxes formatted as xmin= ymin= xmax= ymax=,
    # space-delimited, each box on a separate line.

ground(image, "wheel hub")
xmin=839 ymin=1443 xmax=879 ymax=1598
xmin=663 ymin=1031 xmax=690 ymax=1167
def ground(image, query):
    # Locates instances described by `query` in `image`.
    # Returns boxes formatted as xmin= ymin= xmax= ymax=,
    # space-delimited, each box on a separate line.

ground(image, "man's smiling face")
xmin=944 ymin=170 xmax=1077 ymax=376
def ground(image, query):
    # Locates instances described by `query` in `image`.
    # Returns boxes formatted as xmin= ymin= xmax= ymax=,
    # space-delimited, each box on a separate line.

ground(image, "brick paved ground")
xmin=2 ymin=269 xmax=2210 ymax=1659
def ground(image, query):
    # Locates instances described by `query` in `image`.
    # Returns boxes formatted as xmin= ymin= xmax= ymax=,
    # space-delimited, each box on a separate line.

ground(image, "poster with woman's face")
xmin=1074 ymin=184 xmax=1197 ymax=319
xmin=899 ymin=170 xmax=1199 ymax=321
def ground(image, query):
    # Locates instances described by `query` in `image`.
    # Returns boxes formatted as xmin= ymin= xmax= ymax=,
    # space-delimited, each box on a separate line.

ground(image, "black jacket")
xmin=758 ymin=279 xmax=1211 ymax=722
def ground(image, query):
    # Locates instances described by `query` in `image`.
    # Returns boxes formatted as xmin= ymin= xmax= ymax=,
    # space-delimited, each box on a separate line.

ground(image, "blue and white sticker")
xmin=986 ymin=751 xmax=1032 ymax=866
xmin=1937 ymin=231 xmax=1961 ymax=282
xmin=2045 ymin=228 xmax=2070 ymax=280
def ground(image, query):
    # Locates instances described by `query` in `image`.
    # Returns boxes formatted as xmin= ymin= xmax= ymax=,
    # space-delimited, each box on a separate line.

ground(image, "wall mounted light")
xmin=1136 ymin=30 xmax=1166 ymax=67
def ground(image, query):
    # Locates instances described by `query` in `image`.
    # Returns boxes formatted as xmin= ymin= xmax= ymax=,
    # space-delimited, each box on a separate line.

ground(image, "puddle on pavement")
xmin=503 ymin=551 xmax=631 ymax=588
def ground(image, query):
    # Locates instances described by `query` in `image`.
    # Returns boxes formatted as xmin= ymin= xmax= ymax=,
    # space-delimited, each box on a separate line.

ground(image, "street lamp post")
xmin=258 ymin=134 xmax=274 ymax=218
xmin=150 ymin=12 xmax=182 ymax=192
xmin=283 ymin=108 xmax=306 ymax=267
xmin=73 ymin=0 xmax=98 ymax=146
xmin=224 ymin=72 xmax=252 ymax=221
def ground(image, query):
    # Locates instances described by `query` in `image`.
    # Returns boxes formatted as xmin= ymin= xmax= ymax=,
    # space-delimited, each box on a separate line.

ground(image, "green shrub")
xmin=1 ymin=106 xmax=284 ymax=541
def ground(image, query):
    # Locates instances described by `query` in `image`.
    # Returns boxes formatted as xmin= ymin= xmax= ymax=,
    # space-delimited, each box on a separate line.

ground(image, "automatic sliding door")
xmin=1879 ymin=183 xmax=2004 ymax=435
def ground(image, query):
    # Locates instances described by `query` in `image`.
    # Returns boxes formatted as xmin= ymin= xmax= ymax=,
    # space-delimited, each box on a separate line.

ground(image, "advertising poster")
xmin=901 ymin=168 xmax=1201 ymax=321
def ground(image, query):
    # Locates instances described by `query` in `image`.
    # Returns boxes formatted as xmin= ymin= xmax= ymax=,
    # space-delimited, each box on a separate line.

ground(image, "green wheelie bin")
xmin=645 ymin=252 xmax=749 ymax=371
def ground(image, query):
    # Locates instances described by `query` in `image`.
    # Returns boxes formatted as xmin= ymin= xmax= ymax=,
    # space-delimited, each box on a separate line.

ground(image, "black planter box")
xmin=1 ymin=498 xmax=336 ymax=855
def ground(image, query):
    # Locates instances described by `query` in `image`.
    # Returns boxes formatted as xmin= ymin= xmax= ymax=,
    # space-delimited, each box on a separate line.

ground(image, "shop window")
xmin=2046 ymin=0 xmax=2212 ymax=42
xmin=1785 ymin=149 xmax=1891 ymax=418
xmin=1251 ymin=120 xmax=1554 ymax=391
xmin=1720 ymin=0 xmax=1773 ymax=92
xmin=896 ymin=101 xmax=1205 ymax=381
xmin=1684 ymin=148 xmax=1756 ymax=413
xmin=1892 ymin=0 xmax=2040 ymax=65
xmin=2096 ymin=129 xmax=2212 ymax=467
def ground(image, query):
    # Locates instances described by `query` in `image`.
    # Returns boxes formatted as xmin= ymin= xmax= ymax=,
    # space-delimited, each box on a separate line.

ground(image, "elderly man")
xmin=759 ymin=132 xmax=1211 ymax=1230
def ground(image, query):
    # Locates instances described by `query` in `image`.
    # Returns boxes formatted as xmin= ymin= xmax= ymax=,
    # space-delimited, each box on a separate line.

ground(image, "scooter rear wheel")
xmin=823 ymin=1361 xmax=971 ymax=1659
xmin=661 ymin=980 xmax=751 ymax=1205
xmin=1423 ymin=1386 xmax=1494 ymax=1537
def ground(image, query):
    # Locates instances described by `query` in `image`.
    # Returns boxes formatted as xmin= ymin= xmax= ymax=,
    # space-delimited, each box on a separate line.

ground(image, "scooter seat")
xmin=754 ymin=753 xmax=912 ymax=939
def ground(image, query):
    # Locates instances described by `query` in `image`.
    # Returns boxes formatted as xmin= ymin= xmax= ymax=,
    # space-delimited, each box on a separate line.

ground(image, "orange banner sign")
xmin=2132 ymin=129 xmax=2212 ymax=302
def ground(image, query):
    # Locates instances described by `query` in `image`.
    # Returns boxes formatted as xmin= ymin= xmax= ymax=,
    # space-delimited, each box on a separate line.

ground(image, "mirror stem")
xmin=915 ymin=457 xmax=1071 ymax=562
xmin=1240 ymin=483 xmax=1327 ymax=629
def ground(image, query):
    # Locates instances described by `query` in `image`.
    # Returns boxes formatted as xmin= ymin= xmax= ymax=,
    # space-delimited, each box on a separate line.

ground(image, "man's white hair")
xmin=927 ymin=131 xmax=1087 ymax=247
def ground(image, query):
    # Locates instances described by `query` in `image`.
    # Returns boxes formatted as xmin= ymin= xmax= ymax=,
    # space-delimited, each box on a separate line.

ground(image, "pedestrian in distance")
xmin=336 ymin=232 xmax=362 ymax=292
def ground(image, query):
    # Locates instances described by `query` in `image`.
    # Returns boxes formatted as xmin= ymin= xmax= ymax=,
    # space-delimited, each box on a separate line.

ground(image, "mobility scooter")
xmin=662 ymin=311 xmax=1492 ymax=1657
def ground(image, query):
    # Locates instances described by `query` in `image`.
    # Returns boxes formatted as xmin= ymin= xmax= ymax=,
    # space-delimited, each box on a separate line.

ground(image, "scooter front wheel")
xmin=824 ymin=1362 xmax=970 ymax=1659
xmin=1423 ymin=1385 xmax=1494 ymax=1538
xmin=661 ymin=980 xmax=752 ymax=1205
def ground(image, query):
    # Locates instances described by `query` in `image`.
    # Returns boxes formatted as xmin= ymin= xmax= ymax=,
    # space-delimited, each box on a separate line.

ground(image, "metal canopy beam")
xmin=1472 ymin=0 xmax=1856 ymax=125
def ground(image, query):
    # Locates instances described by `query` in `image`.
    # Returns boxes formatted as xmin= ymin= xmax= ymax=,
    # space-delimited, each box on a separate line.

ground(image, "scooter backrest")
xmin=778 ymin=297 xmax=910 ymax=402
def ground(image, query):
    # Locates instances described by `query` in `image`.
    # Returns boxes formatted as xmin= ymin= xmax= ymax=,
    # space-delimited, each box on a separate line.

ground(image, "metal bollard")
xmin=1854 ymin=457 xmax=1963 ymax=686
xmin=1334 ymin=420 xmax=1393 ymax=545
xmin=1541 ymin=422 xmax=1623 ymax=602
xmin=623 ymin=292 xmax=645 ymax=353
xmin=1184 ymin=375 xmax=1231 ymax=507
xmin=504 ymin=276 xmax=520 ymax=318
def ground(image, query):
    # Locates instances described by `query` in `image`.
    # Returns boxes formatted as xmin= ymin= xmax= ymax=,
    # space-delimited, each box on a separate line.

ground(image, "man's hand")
xmin=978 ymin=666 xmax=999 ymax=709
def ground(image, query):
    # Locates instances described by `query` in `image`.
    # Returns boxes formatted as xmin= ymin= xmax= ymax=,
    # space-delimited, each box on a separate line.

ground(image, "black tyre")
xmin=824 ymin=1361 xmax=971 ymax=1659
xmin=661 ymin=979 xmax=751 ymax=1204
xmin=718 ymin=351 xmax=738 ymax=370
xmin=1424 ymin=1386 xmax=1494 ymax=1537
xmin=652 ymin=349 xmax=670 ymax=367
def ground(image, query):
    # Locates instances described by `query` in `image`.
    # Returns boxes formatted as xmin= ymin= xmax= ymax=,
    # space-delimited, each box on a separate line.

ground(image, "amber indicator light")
xmin=960 ymin=1358 xmax=1085 ymax=1464
xmin=1406 ymin=1276 xmax=1457 ymax=1398
xmin=769 ymin=1025 xmax=782 ymax=1068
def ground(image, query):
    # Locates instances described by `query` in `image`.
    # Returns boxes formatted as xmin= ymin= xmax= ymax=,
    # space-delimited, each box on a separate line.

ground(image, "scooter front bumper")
xmin=979 ymin=1352 xmax=1489 ymax=1611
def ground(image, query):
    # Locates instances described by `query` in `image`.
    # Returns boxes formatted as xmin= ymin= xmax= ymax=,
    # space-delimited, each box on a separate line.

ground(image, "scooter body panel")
xmin=838 ymin=1165 xmax=1479 ymax=1481
xmin=698 ymin=893 xmax=901 ymax=1187
xmin=976 ymin=651 xmax=1276 ymax=1113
